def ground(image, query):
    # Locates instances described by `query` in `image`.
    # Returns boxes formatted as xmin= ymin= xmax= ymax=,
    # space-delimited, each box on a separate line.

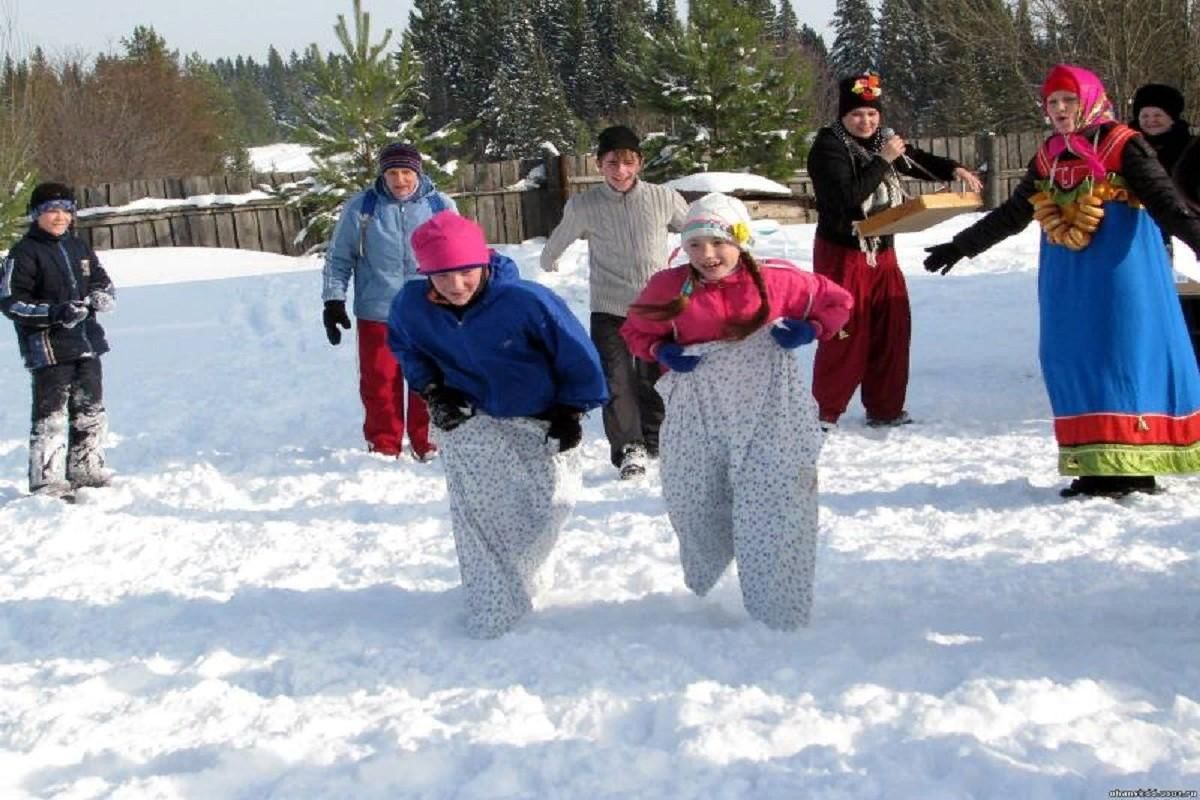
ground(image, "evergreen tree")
xmin=481 ymin=6 xmax=581 ymax=158
xmin=877 ymin=0 xmax=940 ymax=133
xmin=565 ymin=0 xmax=609 ymax=123
xmin=291 ymin=0 xmax=465 ymax=244
xmin=590 ymin=0 xmax=645 ymax=114
xmin=738 ymin=0 xmax=777 ymax=30
xmin=797 ymin=23 xmax=827 ymax=58
xmin=407 ymin=0 xmax=470 ymax=130
xmin=263 ymin=46 xmax=296 ymax=128
xmin=829 ymin=0 xmax=876 ymax=77
xmin=774 ymin=0 xmax=800 ymax=43
xmin=532 ymin=0 xmax=571 ymax=78
xmin=652 ymin=0 xmax=681 ymax=36
xmin=632 ymin=0 xmax=813 ymax=180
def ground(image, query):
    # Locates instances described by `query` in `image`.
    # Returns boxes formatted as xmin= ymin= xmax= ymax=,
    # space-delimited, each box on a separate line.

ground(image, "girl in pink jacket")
xmin=619 ymin=193 xmax=852 ymax=630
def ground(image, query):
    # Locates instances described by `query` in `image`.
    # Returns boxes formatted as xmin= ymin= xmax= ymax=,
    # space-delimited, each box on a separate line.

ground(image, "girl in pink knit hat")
xmin=388 ymin=211 xmax=608 ymax=638
xmin=620 ymin=193 xmax=853 ymax=630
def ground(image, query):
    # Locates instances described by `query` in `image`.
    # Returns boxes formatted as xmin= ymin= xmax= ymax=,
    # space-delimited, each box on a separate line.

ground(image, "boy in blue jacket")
xmin=388 ymin=211 xmax=607 ymax=637
xmin=1 ymin=183 xmax=116 ymax=498
xmin=321 ymin=143 xmax=455 ymax=460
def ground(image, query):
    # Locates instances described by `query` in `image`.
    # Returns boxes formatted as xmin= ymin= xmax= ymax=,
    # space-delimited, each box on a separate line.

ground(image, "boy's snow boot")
xmin=66 ymin=406 xmax=108 ymax=489
xmin=31 ymin=481 xmax=75 ymax=502
xmin=71 ymin=468 xmax=114 ymax=489
xmin=618 ymin=443 xmax=647 ymax=480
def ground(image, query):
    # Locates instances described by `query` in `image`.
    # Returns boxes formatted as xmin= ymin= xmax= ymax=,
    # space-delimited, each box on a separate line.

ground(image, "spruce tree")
xmin=653 ymin=0 xmax=681 ymax=36
xmin=829 ymin=0 xmax=876 ymax=78
xmin=407 ymin=0 xmax=470 ymax=129
xmin=632 ymin=0 xmax=813 ymax=180
xmin=565 ymin=0 xmax=609 ymax=123
xmin=774 ymin=0 xmax=800 ymax=43
xmin=481 ymin=7 xmax=581 ymax=158
xmin=291 ymin=0 xmax=465 ymax=244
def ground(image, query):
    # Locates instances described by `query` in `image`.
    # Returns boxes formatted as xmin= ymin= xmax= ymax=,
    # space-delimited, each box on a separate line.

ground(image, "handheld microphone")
xmin=880 ymin=127 xmax=915 ymax=168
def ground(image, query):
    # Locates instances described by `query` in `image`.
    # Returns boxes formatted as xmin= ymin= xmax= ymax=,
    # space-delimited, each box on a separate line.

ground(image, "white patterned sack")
xmin=436 ymin=414 xmax=581 ymax=638
xmin=656 ymin=324 xmax=823 ymax=629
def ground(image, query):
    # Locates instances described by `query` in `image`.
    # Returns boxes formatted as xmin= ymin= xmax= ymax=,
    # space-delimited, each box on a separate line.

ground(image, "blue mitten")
xmin=770 ymin=318 xmax=818 ymax=349
xmin=656 ymin=341 xmax=701 ymax=373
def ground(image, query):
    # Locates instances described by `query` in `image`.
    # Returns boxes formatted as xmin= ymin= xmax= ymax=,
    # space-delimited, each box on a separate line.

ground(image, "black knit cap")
xmin=596 ymin=125 xmax=641 ymax=159
xmin=838 ymin=71 xmax=884 ymax=117
xmin=28 ymin=182 xmax=75 ymax=213
xmin=1132 ymin=83 xmax=1185 ymax=122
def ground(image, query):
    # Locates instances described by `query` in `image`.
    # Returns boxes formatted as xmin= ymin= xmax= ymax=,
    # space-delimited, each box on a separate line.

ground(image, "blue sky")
xmin=6 ymin=0 xmax=837 ymax=61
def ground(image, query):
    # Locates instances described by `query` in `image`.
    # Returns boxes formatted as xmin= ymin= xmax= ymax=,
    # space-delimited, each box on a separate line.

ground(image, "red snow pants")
xmin=811 ymin=237 xmax=911 ymax=423
xmin=356 ymin=319 xmax=432 ymax=457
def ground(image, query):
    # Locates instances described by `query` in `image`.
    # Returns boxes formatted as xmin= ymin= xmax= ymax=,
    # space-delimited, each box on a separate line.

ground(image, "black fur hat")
xmin=28 ymin=182 xmax=76 ymax=214
xmin=1132 ymin=83 xmax=1185 ymax=122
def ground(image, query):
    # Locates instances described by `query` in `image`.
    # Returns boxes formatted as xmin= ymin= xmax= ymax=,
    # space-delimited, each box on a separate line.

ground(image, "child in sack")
xmin=0 ymin=182 xmax=115 ymax=498
xmin=620 ymin=193 xmax=853 ymax=629
xmin=388 ymin=211 xmax=608 ymax=638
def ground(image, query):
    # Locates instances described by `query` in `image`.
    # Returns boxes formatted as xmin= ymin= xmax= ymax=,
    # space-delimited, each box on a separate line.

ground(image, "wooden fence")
xmin=71 ymin=130 xmax=1049 ymax=254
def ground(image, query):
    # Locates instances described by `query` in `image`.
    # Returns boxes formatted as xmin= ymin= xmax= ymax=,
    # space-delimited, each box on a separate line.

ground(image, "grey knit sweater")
xmin=540 ymin=179 xmax=689 ymax=317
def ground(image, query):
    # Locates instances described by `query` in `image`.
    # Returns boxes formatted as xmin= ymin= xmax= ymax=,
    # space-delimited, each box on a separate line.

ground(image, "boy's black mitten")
xmin=422 ymin=384 xmax=474 ymax=432
xmin=323 ymin=300 xmax=351 ymax=345
xmin=545 ymin=405 xmax=583 ymax=453
xmin=51 ymin=300 xmax=90 ymax=329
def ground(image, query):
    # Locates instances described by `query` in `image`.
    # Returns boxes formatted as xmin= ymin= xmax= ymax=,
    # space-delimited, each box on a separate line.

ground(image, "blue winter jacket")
xmin=387 ymin=252 xmax=609 ymax=417
xmin=321 ymin=173 xmax=456 ymax=322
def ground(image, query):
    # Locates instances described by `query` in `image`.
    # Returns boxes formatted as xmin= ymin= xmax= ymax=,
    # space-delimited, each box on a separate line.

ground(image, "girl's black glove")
xmin=545 ymin=405 xmax=583 ymax=452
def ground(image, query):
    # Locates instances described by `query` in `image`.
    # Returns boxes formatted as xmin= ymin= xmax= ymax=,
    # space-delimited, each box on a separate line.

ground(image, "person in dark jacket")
xmin=388 ymin=210 xmax=608 ymax=637
xmin=0 ymin=182 xmax=116 ymax=498
xmin=321 ymin=142 xmax=455 ymax=461
xmin=807 ymin=71 xmax=982 ymax=429
xmin=1129 ymin=83 xmax=1194 ymax=251
xmin=923 ymin=64 xmax=1200 ymax=498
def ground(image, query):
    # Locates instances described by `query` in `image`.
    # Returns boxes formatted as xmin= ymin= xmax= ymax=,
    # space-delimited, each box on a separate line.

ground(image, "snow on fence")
xmin=70 ymin=131 xmax=1045 ymax=254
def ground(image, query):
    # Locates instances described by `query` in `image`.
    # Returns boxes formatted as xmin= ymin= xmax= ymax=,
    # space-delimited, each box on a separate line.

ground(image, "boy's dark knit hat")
xmin=1132 ymin=83 xmax=1185 ymax=122
xmin=28 ymin=182 xmax=75 ymax=214
xmin=596 ymin=125 xmax=641 ymax=159
xmin=378 ymin=142 xmax=423 ymax=174
xmin=838 ymin=71 xmax=884 ymax=117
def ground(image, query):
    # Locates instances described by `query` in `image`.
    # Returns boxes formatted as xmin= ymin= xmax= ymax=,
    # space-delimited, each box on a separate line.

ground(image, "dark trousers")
xmin=811 ymin=238 xmax=911 ymax=423
xmin=590 ymin=312 xmax=664 ymax=466
xmin=29 ymin=358 xmax=106 ymax=490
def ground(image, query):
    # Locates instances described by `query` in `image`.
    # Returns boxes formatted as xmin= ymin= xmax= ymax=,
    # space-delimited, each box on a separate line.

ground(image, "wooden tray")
xmin=854 ymin=192 xmax=983 ymax=237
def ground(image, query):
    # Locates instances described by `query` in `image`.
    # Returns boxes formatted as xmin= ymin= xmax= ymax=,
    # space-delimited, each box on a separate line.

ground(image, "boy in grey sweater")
xmin=541 ymin=126 xmax=688 ymax=479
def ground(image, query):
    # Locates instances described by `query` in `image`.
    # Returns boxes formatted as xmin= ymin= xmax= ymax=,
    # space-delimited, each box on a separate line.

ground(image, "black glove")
xmin=923 ymin=242 xmax=964 ymax=275
xmin=323 ymin=300 xmax=351 ymax=345
xmin=422 ymin=384 xmax=474 ymax=432
xmin=51 ymin=301 xmax=90 ymax=328
xmin=545 ymin=405 xmax=583 ymax=453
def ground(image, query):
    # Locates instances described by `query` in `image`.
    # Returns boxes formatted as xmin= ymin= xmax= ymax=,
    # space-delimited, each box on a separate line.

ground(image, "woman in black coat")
xmin=807 ymin=71 xmax=981 ymax=429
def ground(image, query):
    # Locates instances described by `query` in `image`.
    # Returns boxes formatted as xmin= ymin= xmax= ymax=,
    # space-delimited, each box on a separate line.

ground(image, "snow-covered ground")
xmin=1 ymin=217 xmax=1198 ymax=799
xmin=248 ymin=143 xmax=317 ymax=174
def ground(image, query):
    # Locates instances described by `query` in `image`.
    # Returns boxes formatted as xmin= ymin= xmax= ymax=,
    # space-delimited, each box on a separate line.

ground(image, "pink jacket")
xmin=619 ymin=258 xmax=854 ymax=363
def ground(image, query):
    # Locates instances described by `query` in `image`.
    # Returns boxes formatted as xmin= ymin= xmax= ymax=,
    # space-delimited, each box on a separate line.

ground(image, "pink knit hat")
xmin=413 ymin=211 xmax=492 ymax=274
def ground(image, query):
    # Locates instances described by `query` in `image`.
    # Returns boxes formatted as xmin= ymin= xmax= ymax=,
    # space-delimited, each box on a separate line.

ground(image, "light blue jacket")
xmin=321 ymin=174 xmax=456 ymax=322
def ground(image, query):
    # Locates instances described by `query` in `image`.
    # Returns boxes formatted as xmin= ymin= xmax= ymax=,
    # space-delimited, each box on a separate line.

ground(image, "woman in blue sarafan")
xmin=924 ymin=64 xmax=1200 ymax=498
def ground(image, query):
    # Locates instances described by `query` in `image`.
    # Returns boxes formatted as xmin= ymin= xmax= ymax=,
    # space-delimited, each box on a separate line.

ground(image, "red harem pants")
xmin=811 ymin=237 xmax=911 ymax=423
xmin=356 ymin=319 xmax=432 ymax=457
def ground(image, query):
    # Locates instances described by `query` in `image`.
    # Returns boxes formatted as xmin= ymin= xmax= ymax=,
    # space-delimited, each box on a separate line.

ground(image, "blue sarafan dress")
xmin=1034 ymin=124 xmax=1200 ymax=476
xmin=952 ymin=118 xmax=1200 ymax=479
